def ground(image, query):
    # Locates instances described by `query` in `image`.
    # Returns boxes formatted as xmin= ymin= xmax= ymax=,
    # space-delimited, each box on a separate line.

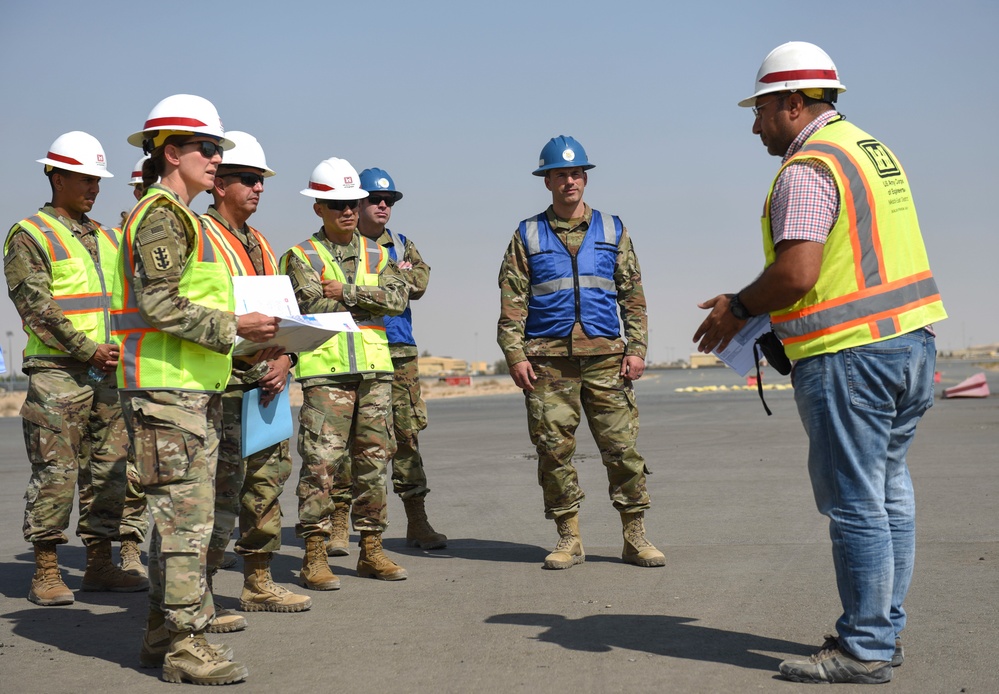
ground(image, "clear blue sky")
xmin=2 ymin=1 xmax=996 ymax=371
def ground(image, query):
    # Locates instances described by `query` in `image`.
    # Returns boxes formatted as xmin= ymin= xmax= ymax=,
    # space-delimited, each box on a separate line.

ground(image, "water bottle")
xmin=88 ymin=365 xmax=105 ymax=382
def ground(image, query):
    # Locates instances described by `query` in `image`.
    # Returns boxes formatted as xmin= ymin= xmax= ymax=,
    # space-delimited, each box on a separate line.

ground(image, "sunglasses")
xmin=182 ymin=140 xmax=224 ymax=159
xmin=366 ymin=195 xmax=396 ymax=208
xmin=324 ymin=199 xmax=360 ymax=211
xmin=223 ymin=172 xmax=265 ymax=187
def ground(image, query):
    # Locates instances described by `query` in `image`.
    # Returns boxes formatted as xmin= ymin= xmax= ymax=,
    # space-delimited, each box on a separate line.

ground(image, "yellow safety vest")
xmin=110 ymin=187 xmax=234 ymax=391
xmin=281 ymin=233 xmax=393 ymax=379
xmin=762 ymin=119 xmax=946 ymax=360
xmin=5 ymin=211 xmax=120 ymax=357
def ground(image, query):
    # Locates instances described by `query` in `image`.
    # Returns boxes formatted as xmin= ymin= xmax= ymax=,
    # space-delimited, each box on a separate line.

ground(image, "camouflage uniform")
xmin=281 ymin=231 xmax=406 ymax=536
xmin=202 ymin=207 xmax=292 ymax=558
xmin=497 ymin=203 xmax=651 ymax=519
xmin=4 ymin=205 xmax=136 ymax=546
xmin=117 ymin=186 xmax=238 ymax=633
xmin=377 ymin=231 xmax=431 ymax=498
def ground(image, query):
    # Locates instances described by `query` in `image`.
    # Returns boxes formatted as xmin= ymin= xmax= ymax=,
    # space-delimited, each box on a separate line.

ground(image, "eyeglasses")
xmin=365 ymin=195 xmax=396 ymax=208
xmin=324 ymin=199 xmax=360 ymax=211
xmin=751 ymin=97 xmax=784 ymax=118
xmin=223 ymin=172 xmax=265 ymax=187
xmin=182 ymin=140 xmax=224 ymax=159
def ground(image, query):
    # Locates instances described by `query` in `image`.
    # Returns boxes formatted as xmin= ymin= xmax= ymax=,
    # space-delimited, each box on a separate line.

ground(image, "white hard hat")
xmin=218 ymin=131 xmax=275 ymax=177
xmin=129 ymin=155 xmax=149 ymax=186
xmin=738 ymin=41 xmax=846 ymax=107
xmin=127 ymin=94 xmax=234 ymax=151
xmin=300 ymin=158 xmax=368 ymax=200
xmin=37 ymin=131 xmax=113 ymax=178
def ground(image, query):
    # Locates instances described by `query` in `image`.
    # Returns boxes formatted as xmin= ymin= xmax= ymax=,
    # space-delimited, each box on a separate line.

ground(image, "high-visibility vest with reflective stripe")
xmin=201 ymin=214 xmax=279 ymax=277
xmin=111 ymin=189 xmax=234 ymax=391
xmin=519 ymin=209 xmax=622 ymax=339
xmin=281 ymin=233 xmax=393 ymax=379
xmin=382 ymin=228 xmax=416 ymax=347
xmin=5 ymin=211 xmax=120 ymax=357
xmin=762 ymin=118 xmax=947 ymax=360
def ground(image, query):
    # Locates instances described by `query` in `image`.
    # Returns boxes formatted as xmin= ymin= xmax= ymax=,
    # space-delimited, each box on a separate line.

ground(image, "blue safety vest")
xmin=383 ymin=228 xmax=415 ymax=347
xmin=519 ymin=209 xmax=622 ymax=339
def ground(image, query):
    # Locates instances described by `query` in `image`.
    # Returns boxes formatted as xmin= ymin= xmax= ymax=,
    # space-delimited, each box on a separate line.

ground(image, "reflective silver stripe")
xmin=365 ymin=240 xmax=382 ymax=272
xmin=593 ymin=210 xmax=617 ymax=244
xmin=387 ymin=229 xmax=405 ymax=262
xmin=531 ymin=275 xmax=615 ymax=297
xmin=776 ymin=276 xmax=939 ymax=336
xmin=94 ymin=224 xmax=116 ymax=342
xmin=302 ymin=247 xmax=325 ymax=274
xmin=797 ymin=142 xmax=881 ymax=288
xmin=357 ymin=318 xmax=385 ymax=328
xmin=523 ymin=217 xmax=541 ymax=255
xmin=27 ymin=215 xmax=71 ymax=261
xmin=54 ymin=295 xmax=109 ymax=312
xmin=198 ymin=224 xmax=217 ymax=262
xmin=111 ymin=312 xmax=151 ymax=331
xmin=874 ymin=317 xmax=898 ymax=339
xmin=119 ymin=333 xmax=141 ymax=388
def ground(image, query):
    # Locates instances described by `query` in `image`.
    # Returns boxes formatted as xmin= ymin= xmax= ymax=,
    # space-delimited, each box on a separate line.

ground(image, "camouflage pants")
xmin=121 ymin=390 xmax=221 ymax=634
xmin=21 ymin=366 xmax=131 ymax=545
xmin=210 ymin=386 xmax=292 ymax=557
xmin=525 ymin=354 xmax=650 ymax=519
xmin=296 ymin=379 xmax=395 ymax=537
xmin=390 ymin=356 xmax=429 ymax=498
xmin=118 ymin=455 xmax=149 ymax=542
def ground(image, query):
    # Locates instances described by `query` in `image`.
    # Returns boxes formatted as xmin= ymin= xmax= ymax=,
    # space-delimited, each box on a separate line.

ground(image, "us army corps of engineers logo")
xmin=152 ymin=245 xmax=172 ymax=271
xmin=858 ymin=139 xmax=901 ymax=178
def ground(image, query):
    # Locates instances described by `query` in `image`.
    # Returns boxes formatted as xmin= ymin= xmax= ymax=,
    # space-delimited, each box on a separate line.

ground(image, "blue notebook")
xmin=241 ymin=378 xmax=294 ymax=458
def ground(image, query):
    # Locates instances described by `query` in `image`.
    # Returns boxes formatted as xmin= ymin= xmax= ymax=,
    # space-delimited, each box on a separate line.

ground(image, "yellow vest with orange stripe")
xmin=110 ymin=187 xmax=234 ymax=391
xmin=200 ymin=213 xmax=280 ymax=277
xmin=5 ymin=211 xmax=120 ymax=357
xmin=762 ymin=118 xmax=946 ymax=360
xmin=280 ymin=233 xmax=393 ymax=379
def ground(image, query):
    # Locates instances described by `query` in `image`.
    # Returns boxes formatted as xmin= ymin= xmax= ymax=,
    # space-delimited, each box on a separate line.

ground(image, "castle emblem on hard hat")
xmin=377 ymin=177 xmax=389 ymax=189
xmin=562 ymin=149 xmax=575 ymax=162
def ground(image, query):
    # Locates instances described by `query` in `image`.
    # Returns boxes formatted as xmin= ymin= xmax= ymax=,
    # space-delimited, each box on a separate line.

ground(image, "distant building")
xmin=418 ymin=356 xmax=469 ymax=377
xmin=468 ymin=360 xmax=492 ymax=375
xmin=689 ymin=352 xmax=723 ymax=369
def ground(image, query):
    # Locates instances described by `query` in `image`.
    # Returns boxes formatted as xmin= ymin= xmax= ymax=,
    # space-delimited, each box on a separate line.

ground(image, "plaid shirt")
xmin=770 ymin=110 xmax=841 ymax=245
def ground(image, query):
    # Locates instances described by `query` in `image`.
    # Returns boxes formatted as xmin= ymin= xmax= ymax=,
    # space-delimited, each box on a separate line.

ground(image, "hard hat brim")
xmin=532 ymin=162 xmax=596 ymax=177
xmin=37 ymin=158 xmax=114 ymax=178
xmin=300 ymin=188 xmax=370 ymax=201
xmin=127 ymin=130 xmax=235 ymax=151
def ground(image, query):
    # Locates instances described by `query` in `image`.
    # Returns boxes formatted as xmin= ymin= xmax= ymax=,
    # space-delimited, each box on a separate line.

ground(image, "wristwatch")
xmin=286 ymin=353 xmax=299 ymax=368
xmin=729 ymin=293 xmax=752 ymax=320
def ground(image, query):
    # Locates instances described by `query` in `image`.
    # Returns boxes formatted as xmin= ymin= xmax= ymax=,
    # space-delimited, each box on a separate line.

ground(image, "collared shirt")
xmin=770 ymin=109 xmax=841 ymax=245
xmin=371 ymin=229 xmax=430 ymax=359
xmin=497 ymin=203 xmax=648 ymax=366
xmin=4 ymin=204 xmax=105 ymax=369
xmin=282 ymin=229 xmax=407 ymax=384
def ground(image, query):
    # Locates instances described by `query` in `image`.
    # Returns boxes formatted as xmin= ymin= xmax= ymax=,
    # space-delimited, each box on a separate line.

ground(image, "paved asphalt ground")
xmin=0 ymin=361 xmax=995 ymax=693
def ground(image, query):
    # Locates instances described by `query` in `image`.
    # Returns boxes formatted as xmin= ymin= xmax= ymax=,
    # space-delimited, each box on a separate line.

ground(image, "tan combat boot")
xmin=357 ymin=531 xmax=408 ymax=581
xmin=239 ymin=553 xmax=312 ymax=612
xmin=28 ymin=541 xmax=74 ymax=606
xmin=81 ymin=540 xmax=149 ymax=592
xmin=161 ymin=631 xmax=248 ymax=685
xmin=403 ymin=496 xmax=448 ymax=550
xmin=119 ymin=538 xmax=147 ymax=578
xmin=621 ymin=511 xmax=666 ymax=567
xmin=140 ymin=608 xmax=233 ymax=668
xmin=301 ymin=536 xmax=341 ymax=590
xmin=544 ymin=513 xmax=585 ymax=570
xmin=325 ymin=502 xmax=350 ymax=556
xmin=205 ymin=566 xmax=248 ymax=633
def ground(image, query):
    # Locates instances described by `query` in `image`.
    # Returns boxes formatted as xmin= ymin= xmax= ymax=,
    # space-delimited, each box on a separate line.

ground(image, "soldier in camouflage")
xmin=4 ymin=132 xmax=149 ymax=607
xmin=200 ymin=131 xmax=310 ymax=628
xmin=356 ymin=167 xmax=446 ymax=552
xmin=113 ymin=95 xmax=278 ymax=686
xmin=280 ymin=157 xmax=409 ymax=587
xmin=497 ymin=135 xmax=666 ymax=571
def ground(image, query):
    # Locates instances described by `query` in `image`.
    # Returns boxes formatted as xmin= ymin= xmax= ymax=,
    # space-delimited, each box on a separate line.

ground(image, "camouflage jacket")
xmin=497 ymin=203 xmax=648 ymax=367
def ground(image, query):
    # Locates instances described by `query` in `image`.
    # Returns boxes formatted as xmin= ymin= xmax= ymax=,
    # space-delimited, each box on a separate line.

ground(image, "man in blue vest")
xmin=5 ymin=132 xmax=149 ymax=606
xmin=357 ymin=167 xmax=447 ymax=552
xmin=498 ymin=135 xmax=665 ymax=571
xmin=693 ymin=42 xmax=946 ymax=684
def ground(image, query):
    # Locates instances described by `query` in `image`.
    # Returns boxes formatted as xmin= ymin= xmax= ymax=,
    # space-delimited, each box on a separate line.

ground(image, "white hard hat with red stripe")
xmin=127 ymin=94 xmax=234 ymax=152
xmin=300 ymin=157 xmax=368 ymax=200
xmin=37 ymin=131 xmax=113 ymax=178
xmin=738 ymin=41 xmax=846 ymax=107
xmin=129 ymin=155 xmax=149 ymax=186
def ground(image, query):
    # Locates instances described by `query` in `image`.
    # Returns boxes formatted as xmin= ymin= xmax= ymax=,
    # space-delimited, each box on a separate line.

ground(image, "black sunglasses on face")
xmin=182 ymin=140 xmax=224 ymax=159
xmin=224 ymin=172 xmax=265 ymax=187
xmin=324 ymin=199 xmax=360 ymax=211
xmin=366 ymin=196 xmax=396 ymax=207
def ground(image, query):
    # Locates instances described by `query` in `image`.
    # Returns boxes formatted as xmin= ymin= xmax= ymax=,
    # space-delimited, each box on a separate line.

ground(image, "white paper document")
xmin=713 ymin=314 xmax=773 ymax=377
xmin=231 ymin=275 xmax=359 ymax=356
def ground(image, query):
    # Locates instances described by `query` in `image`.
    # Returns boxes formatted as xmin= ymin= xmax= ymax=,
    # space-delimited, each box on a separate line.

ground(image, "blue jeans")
xmin=792 ymin=329 xmax=936 ymax=662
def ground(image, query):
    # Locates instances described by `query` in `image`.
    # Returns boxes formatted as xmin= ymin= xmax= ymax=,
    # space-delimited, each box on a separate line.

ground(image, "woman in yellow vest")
xmin=112 ymin=94 xmax=278 ymax=686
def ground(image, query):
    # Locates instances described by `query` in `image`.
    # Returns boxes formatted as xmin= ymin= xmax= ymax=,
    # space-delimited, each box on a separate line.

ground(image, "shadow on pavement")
xmin=485 ymin=612 xmax=813 ymax=671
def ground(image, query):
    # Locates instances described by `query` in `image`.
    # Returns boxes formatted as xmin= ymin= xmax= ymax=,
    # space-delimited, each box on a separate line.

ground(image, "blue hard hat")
xmin=532 ymin=135 xmax=595 ymax=176
xmin=359 ymin=167 xmax=403 ymax=201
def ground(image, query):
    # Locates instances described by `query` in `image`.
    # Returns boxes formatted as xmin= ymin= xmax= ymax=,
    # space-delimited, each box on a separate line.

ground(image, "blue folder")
xmin=241 ymin=377 xmax=293 ymax=458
